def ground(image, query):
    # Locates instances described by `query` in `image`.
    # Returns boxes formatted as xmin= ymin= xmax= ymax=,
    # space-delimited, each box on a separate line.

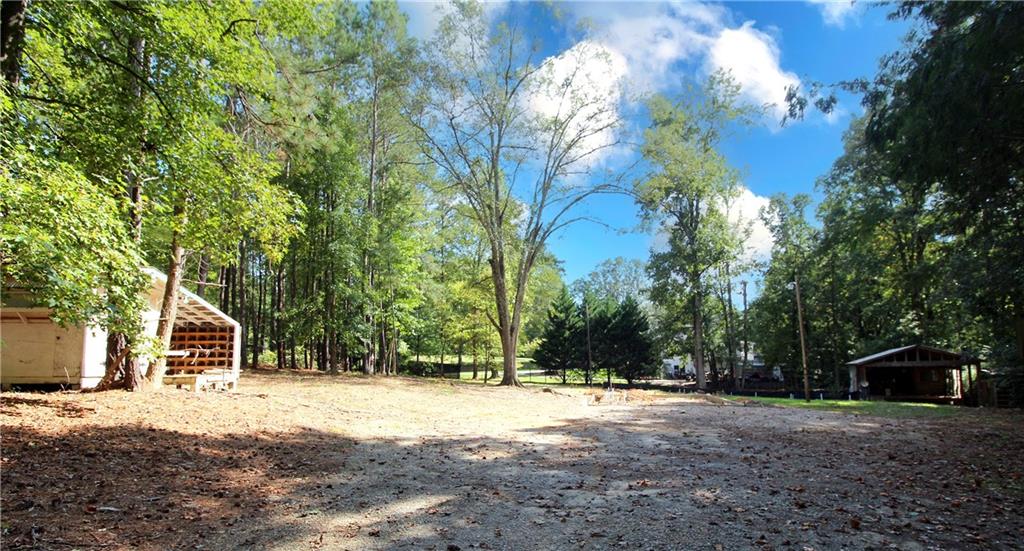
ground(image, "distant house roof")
xmin=846 ymin=344 xmax=976 ymax=368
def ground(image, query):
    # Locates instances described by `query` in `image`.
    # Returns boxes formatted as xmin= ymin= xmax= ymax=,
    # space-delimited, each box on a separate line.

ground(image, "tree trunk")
xmin=741 ymin=280 xmax=748 ymax=390
xmin=498 ymin=327 xmax=520 ymax=386
xmin=289 ymin=254 xmax=297 ymax=370
xmin=327 ymin=331 xmax=337 ymax=374
xmin=362 ymin=82 xmax=379 ymax=376
xmin=219 ymin=265 xmax=230 ymax=313
xmin=96 ymin=333 xmax=139 ymax=391
xmin=1 ymin=0 xmax=26 ymax=88
xmin=491 ymin=250 xmax=524 ymax=387
xmin=471 ymin=339 xmax=478 ymax=379
xmin=723 ymin=264 xmax=737 ymax=387
xmin=377 ymin=308 xmax=387 ymax=375
xmin=195 ymin=254 xmax=211 ymax=299
xmin=1014 ymin=309 xmax=1024 ymax=376
xmin=389 ymin=307 xmax=399 ymax=375
xmin=795 ymin=274 xmax=812 ymax=402
xmin=238 ymin=241 xmax=247 ymax=370
xmin=100 ymin=34 xmax=146 ymax=391
xmin=692 ymin=283 xmax=706 ymax=391
xmin=146 ymin=231 xmax=187 ymax=387
xmin=276 ymin=265 xmax=286 ymax=370
xmin=340 ymin=340 xmax=350 ymax=372
xmin=252 ymin=257 xmax=266 ymax=369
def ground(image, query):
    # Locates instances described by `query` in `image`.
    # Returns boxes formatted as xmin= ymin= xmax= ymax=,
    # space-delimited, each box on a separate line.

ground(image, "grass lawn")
xmin=455 ymin=369 xmax=629 ymax=386
xmin=726 ymin=395 xmax=962 ymax=419
xmin=415 ymin=357 xmax=632 ymax=386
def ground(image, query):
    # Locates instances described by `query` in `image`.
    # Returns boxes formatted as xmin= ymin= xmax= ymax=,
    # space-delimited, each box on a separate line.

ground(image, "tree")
xmin=638 ymin=74 xmax=753 ymax=390
xmin=787 ymin=2 xmax=1024 ymax=397
xmin=413 ymin=1 xmax=625 ymax=386
xmin=0 ymin=150 xmax=147 ymax=343
xmin=605 ymin=297 xmax=658 ymax=385
xmin=571 ymin=257 xmax=649 ymax=306
xmin=520 ymin=254 xmax=567 ymax=352
xmin=867 ymin=2 xmax=1024 ymax=390
xmin=123 ymin=2 xmax=304 ymax=387
xmin=576 ymin=292 xmax=617 ymax=386
xmin=6 ymin=1 xmax=310 ymax=389
xmin=352 ymin=0 xmax=421 ymax=374
xmin=750 ymin=194 xmax=818 ymax=388
xmin=533 ymin=287 xmax=582 ymax=384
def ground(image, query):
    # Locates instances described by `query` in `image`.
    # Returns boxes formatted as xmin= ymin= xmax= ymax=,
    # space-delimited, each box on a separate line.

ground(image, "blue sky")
xmin=399 ymin=1 xmax=910 ymax=285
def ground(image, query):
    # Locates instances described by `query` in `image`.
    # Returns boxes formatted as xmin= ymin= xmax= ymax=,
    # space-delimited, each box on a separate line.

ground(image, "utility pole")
xmin=794 ymin=274 xmax=811 ymax=402
xmin=584 ymin=298 xmax=594 ymax=387
xmin=741 ymin=280 xmax=748 ymax=390
xmin=606 ymin=335 xmax=612 ymax=390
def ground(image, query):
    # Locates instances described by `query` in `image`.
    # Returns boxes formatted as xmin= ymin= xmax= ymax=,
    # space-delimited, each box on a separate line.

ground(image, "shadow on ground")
xmin=3 ymin=398 xmax=1023 ymax=550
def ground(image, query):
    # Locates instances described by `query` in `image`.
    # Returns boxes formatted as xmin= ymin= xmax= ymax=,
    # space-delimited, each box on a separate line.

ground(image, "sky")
xmin=398 ymin=0 xmax=911 ymax=285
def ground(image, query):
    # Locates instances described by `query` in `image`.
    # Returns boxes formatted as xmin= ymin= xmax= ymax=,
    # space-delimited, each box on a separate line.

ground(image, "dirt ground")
xmin=2 ymin=370 xmax=1023 ymax=550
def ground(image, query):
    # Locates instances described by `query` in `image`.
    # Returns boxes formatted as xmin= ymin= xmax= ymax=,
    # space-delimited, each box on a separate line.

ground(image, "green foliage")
xmin=639 ymin=74 xmax=754 ymax=389
xmin=520 ymin=255 xmax=566 ymax=350
xmin=534 ymin=290 xmax=659 ymax=386
xmin=533 ymin=287 xmax=582 ymax=384
xmin=6 ymin=0 xmax=306 ymax=347
xmin=868 ymin=2 xmax=1024 ymax=392
xmin=781 ymin=2 xmax=1024 ymax=398
xmin=749 ymin=194 xmax=819 ymax=385
xmin=603 ymin=297 xmax=658 ymax=384
xmin=725 ymin=396 xmax=960 ymax=420
xmin=571 ymin=257 xmax=649 ymax=307
xmin=0 ymin=148 xmax=146 ymax=336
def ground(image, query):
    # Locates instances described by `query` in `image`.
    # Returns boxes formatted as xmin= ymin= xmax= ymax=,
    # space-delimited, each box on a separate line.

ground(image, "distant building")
xmin=661 ymin=347 xmax=782 ymax=383
xmin=739 ymin=345 xmax=783 ymax=383
xmin=661 ymin=356 xmax=694 ymax=379
xmin=846 ymin=344 xmax=979 ymax=401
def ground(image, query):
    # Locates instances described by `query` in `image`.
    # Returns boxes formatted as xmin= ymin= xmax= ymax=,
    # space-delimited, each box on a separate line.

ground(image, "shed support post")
xmin=956 ymin=367 xmax=964 ymax=399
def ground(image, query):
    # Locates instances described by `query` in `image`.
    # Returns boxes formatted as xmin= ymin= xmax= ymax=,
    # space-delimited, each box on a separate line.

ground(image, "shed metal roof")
xmin=846 ymin=344 xmax=972 ymax=367
xmin=144 ymin=267 xmax=239 ymax=328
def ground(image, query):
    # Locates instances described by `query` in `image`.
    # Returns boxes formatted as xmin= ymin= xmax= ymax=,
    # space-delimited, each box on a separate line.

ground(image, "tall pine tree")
xmin=606 ymin=298 xmax=658 ymax=385
xmin=534 ymin=287 xmax=581 ymax=384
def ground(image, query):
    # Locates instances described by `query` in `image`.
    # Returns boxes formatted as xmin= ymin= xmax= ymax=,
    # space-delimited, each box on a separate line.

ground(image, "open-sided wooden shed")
xmin=1 ymin=268 xmax=239 ymax=390
xmin=143 ymin=268 xmax=240 ymax=391
xmin=847 ymin=344 xmax=979 ymax=402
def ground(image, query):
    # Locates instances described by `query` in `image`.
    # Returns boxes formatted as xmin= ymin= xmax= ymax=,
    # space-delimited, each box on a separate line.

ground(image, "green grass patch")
xmin=418 ymin=355 xmax=533 ymax=367
xmin=727 ymin=396 xmax=962 ymax=419
xmin=454 ymin=369 xmax=628 ymax=386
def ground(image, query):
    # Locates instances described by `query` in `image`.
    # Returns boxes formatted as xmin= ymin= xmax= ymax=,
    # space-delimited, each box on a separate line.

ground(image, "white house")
xmin=662 ymin=355 xmax=695 ymax=379
xmin=1 ymin=268 xmax=239 ymax=390
xmin=661 ymin=346 xmax=783 ymax=383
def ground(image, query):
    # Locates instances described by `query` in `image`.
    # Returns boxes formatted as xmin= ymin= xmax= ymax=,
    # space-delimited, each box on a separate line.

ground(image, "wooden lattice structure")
xmin=143 ymin=268 xmax=241 ymax=392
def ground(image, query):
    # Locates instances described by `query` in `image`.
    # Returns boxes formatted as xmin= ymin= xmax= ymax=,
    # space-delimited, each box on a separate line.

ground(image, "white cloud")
xmin=529 ymin=41 xmax=627 ymax=166
xmin=707 ymin=22 xmax=801 ymax=120
xmin=563 ymin=2 xmax=803 ymax=127
xmin=400 ymin=2 xmax=450 ymax=40
xmin=408 ymin=2 xmax=807 ymax=127
xmin=807 ymin=0 xmax=858 ymax=28
xmin=823 ymin=104 xmax=849 ymax=125
xmin=594 ymin=6 xmax=716 ymax=94
xmin=727 ymin=186 xmax=773 ymax=260
xmin=399 ymin=1 xmax=508 ymax=41
xmin=649 ymin=185 xmax=774 ymax=261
